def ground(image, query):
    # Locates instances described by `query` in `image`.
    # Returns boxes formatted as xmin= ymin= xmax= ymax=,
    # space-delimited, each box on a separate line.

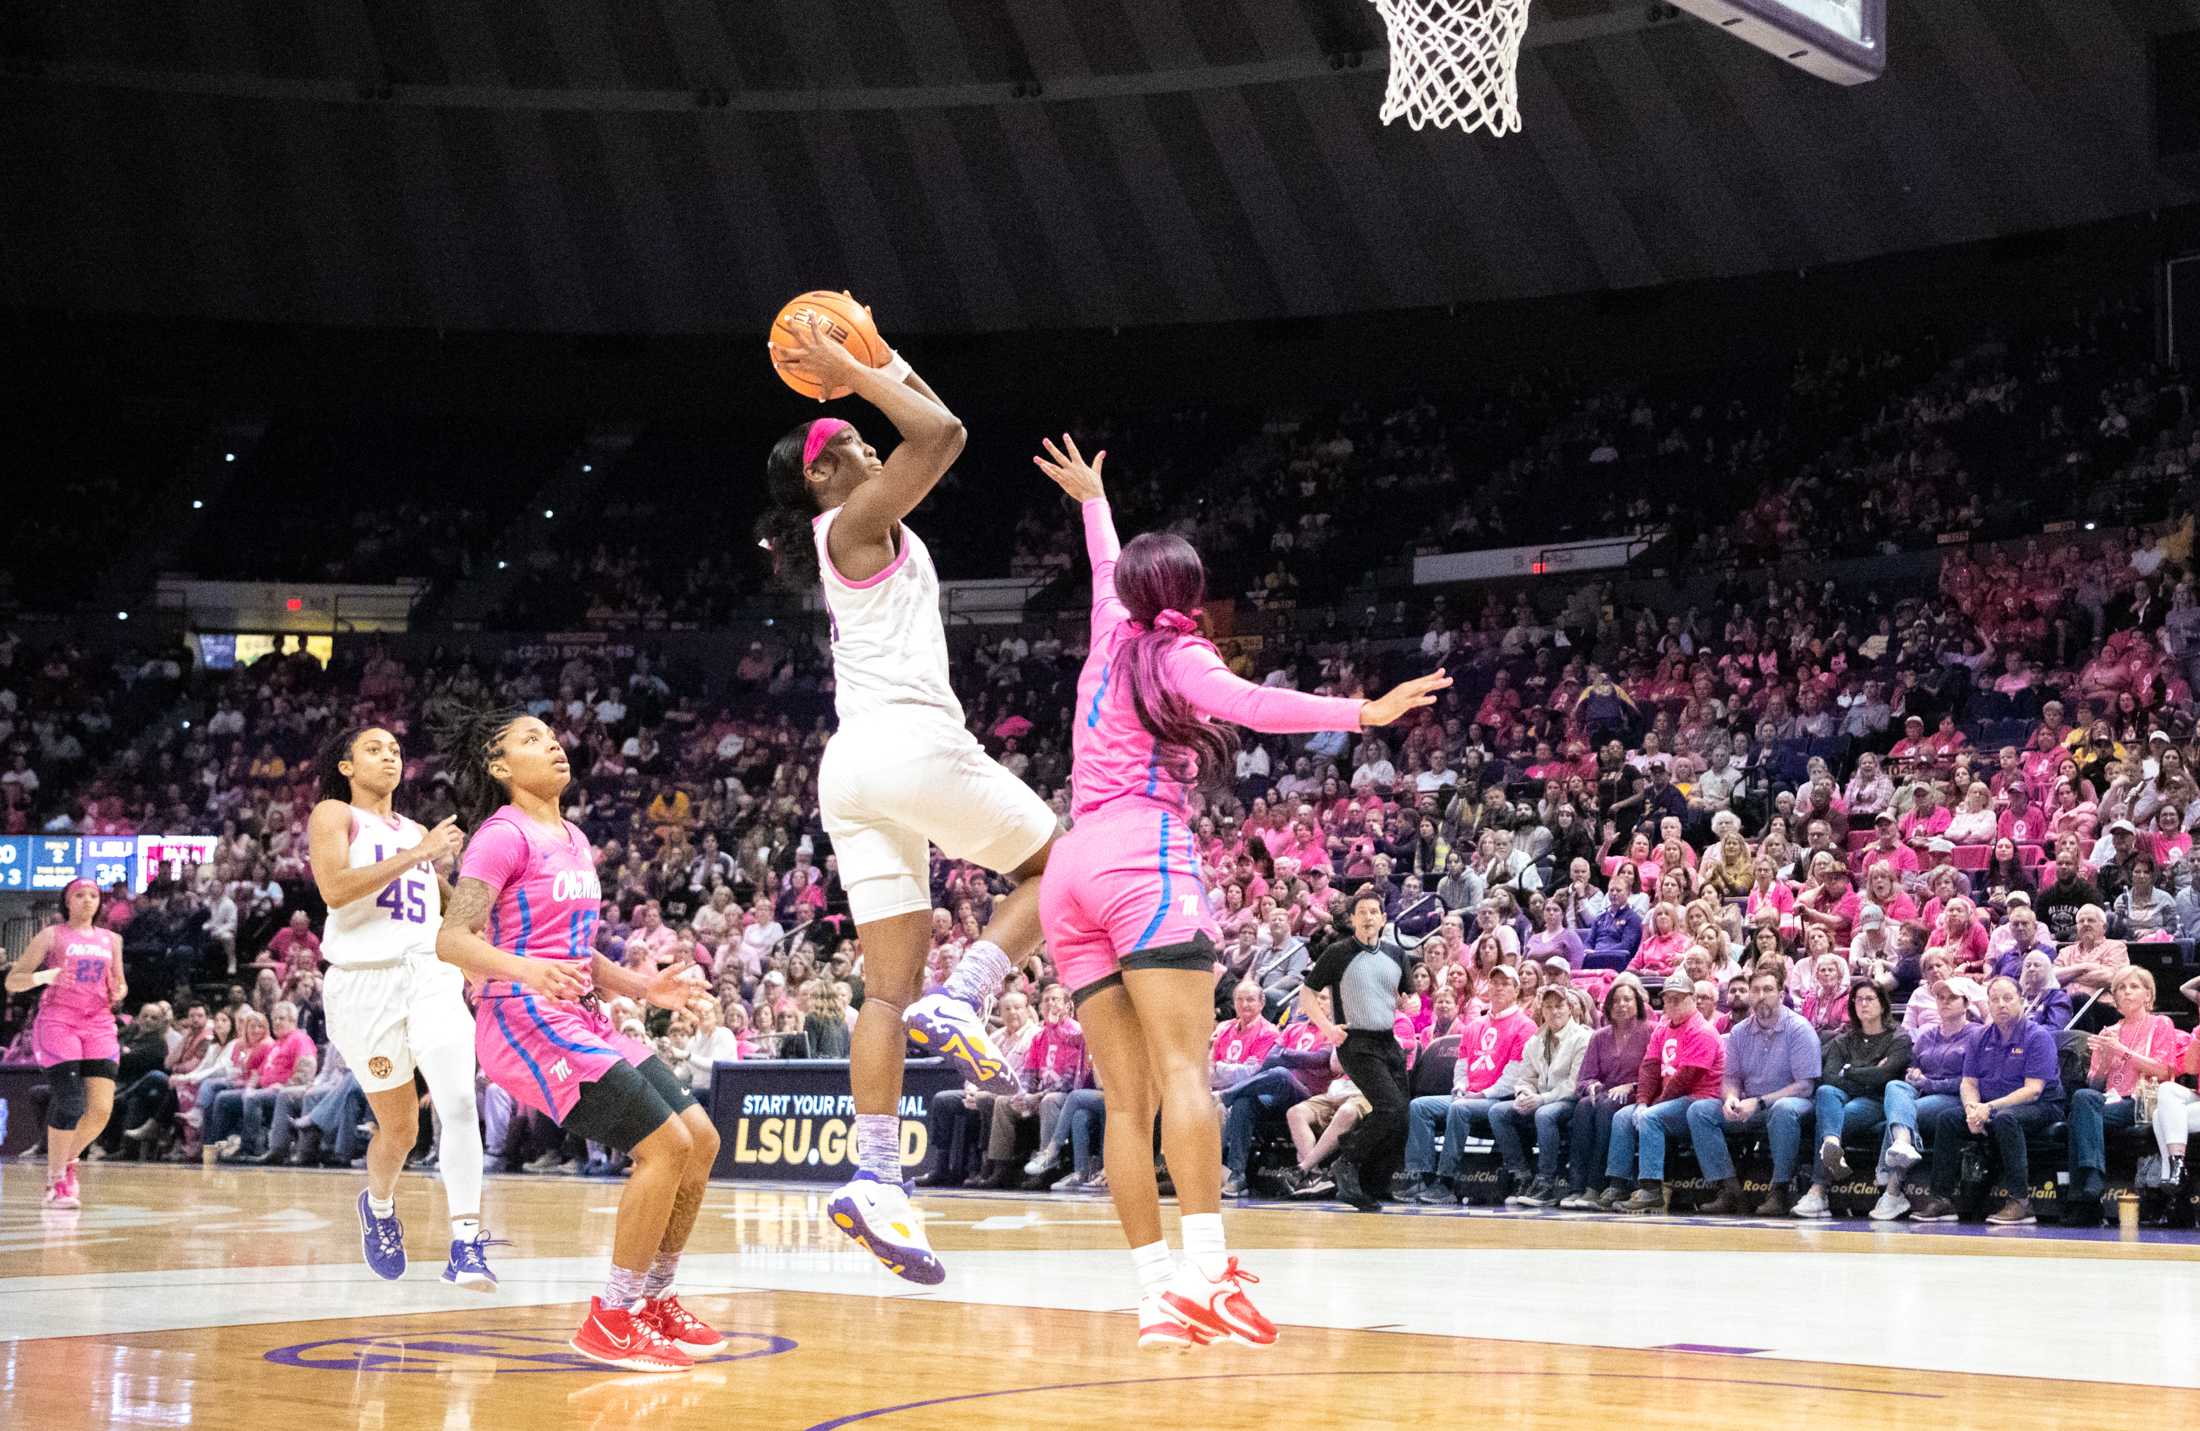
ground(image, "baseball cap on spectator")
xmin=1661 ymin=972 xmax=1696 ymax=1001
xmin=1926 ymin=837 xmax=1955 ymax=854
xmin=2106 ymin=819 xmax=2137 ymax=836
xmin=1542 ymin=955 xmax=1570 ymax=973
xmin=1488 ymin=963 xmax=1521 ymax=987
xmin=1538 ymin=984 xmax=1568 ymax=1004
xmin=2149 ymin=730 xmax=2171 ymax=745
xmin=1873 ymin=810 xmax=1896 ymax=826
xmin=1857 ymin=907 xmax=1885 ymax=931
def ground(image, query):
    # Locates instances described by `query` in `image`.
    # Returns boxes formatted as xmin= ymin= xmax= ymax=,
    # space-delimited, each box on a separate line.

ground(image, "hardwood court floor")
xmin=3 ymin=1162 xmax=2197 ymax=1430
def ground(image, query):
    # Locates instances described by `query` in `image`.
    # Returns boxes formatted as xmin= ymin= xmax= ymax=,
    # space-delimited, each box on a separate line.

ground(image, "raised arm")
xmin=771 ymin=315 xmax=965 ymax=551
xmin=1032 ymin=435 xmax=1128 ymax=639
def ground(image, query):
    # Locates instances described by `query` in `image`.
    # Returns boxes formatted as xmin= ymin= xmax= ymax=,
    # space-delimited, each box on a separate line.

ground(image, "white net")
xmin=1367 ymin=0 xmax=1532 ymax=135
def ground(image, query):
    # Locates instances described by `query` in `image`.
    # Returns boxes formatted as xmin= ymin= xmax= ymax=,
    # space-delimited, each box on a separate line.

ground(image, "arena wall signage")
xmin=708 ymin=1058 xmax=960 ymax=1182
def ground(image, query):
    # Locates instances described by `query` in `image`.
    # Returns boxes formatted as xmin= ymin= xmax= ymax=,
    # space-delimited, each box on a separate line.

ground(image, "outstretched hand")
xmin=1032 ymin=433 xmax=1107 ymax=502
xmin=1360 ymin=670 xmax=1452 ymax=728
xmin=643 ymin=959 xmax=712 ymax=1013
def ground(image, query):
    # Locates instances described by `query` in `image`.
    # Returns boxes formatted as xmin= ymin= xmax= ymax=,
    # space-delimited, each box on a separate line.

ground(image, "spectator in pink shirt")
xmin=2054 ymin=905 xmax=2128 ymax=994
xmin=257 ymin=911 xmax=321 ymax=979
xmin=1851 ymin=813 xmax=1921 ymax=880
xmin=1629 ymin=903 xmax=1688 ymax=978
xmin=206 ymin=1000 xmax=317 ymax=1160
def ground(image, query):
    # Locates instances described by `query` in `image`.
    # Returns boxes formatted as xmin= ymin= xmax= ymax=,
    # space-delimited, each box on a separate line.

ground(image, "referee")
xmin=1298 ymin=891 xmax=1408 ymax=1211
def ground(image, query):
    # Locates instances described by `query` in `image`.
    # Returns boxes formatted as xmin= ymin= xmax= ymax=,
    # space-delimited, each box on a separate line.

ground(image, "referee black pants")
xmin=1335 ymin=1030 xmax=1409 ymax=1194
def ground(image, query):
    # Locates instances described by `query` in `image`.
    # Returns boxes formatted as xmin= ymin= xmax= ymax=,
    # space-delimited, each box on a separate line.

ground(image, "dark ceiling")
xmin=1 ymin=0 xmax=2192 ymax=334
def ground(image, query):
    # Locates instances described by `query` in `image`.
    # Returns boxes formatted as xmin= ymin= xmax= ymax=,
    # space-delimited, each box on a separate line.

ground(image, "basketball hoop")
xmin=1367 ymin=0 xmax=1531 ymax=135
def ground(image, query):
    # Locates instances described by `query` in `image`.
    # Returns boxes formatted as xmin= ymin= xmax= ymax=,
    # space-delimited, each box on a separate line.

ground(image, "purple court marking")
xmin=265 ymin=1326 xmax=797 ymax=1374
xmin=1656 ymin=1343 xmax=1770 ymax=1356
xmin=802 ymin=1368 xmax=1941 ymax=1430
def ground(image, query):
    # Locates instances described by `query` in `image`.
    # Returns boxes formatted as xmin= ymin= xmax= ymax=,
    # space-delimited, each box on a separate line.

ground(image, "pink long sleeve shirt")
xmin=1071 ymin=500 xmax=1364 ymax=823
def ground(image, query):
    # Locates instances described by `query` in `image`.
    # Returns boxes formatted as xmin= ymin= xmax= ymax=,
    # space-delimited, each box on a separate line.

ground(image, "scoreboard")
xmin=0 ymin=836 xmax=175 ymax=894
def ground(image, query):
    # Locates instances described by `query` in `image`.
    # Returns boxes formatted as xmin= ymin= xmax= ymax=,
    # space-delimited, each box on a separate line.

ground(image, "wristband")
xmin=878 ymin=350 xmax=912 ymax=384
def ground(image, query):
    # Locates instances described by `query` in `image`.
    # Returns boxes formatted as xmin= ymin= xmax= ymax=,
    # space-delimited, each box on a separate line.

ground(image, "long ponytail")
xmin=756 ymin=422 xmax=826 ymax=590
xmin=1114 ymin=531 xmax=1239 ymax=791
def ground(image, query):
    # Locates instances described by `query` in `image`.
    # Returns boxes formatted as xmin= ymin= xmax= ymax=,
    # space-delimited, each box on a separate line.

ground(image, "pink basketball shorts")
xmin=1040 ymin=802 xmax=1221 ymax=1001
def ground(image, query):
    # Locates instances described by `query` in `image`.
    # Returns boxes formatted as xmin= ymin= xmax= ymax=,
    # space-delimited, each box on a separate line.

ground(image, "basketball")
xmin=770 ymin=290 xmax=888 ymax=401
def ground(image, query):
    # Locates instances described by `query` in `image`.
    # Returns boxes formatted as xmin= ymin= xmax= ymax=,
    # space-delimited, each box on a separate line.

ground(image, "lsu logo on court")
xmin=551 ymin=869 xmax=601 ymax=902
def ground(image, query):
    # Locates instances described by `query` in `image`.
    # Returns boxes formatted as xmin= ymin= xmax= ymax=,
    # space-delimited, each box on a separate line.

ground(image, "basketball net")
xmin=1367 ymin=0 xmax=1531 ymax=135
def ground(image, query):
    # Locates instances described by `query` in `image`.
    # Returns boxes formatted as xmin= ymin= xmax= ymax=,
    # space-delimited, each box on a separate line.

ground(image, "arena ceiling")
xmin=1 ymin=0 xmax=2191 ymax=335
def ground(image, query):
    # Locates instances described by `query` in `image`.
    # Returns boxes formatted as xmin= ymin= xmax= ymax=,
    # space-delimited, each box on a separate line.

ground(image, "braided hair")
xmin=430 ymin=699 xmax=530 ymax=831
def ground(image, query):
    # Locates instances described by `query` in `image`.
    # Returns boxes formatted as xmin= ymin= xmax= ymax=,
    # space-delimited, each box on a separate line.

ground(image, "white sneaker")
xmin=1051 ymin=1169 xmax=1088 ymax=1193
xmin=1883 ymin=1133 xmax=1919 ymax=1174
xmin=1791 ymin=1185 xmax=1831 ymax=1219
xmin=1868 ymin=1188 xmax=1911 ymax=1222
xmin=825 ymin=1170 xmax=945 ymax=1285
xmin=904 ymin=993 xmax=1018 ymax=1094
xmin=1024 ymin=1145 xmax=1061 ymax=1180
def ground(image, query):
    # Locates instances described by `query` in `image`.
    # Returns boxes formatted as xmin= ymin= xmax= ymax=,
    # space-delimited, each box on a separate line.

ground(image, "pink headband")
xmin=803 ymin=418 xmax=849 ymax=468
xmin=62 ymin=879 xmax=99 ymax=903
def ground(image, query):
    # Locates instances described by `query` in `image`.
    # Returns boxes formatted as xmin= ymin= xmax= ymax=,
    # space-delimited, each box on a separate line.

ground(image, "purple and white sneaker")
xmin=904 ymin=993 xmax=1018 ymax=1095
xmin=826 ymin=1170 xmax=945 ymax=1285
xmin=442 ymin=1233 xmax=506 ymax=1293
xmin=358 ymin=1189 xmax=407 ymax=1281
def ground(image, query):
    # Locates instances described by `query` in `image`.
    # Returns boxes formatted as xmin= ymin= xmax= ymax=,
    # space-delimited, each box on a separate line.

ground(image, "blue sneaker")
xmin=826 ymin=1169 xmax=945 ymax=1285
xmin=442 ymin=1233 xmax=508 ymax=1293
xmin=358 ymin=1189 xmax=407 ymax=1281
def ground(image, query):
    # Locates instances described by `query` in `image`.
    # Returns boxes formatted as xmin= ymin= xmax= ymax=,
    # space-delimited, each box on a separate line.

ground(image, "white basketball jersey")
xmin=322 ymin=808 xmax=443 ymax=967
xmin=813 ymin=507 xmax=964 ymax=727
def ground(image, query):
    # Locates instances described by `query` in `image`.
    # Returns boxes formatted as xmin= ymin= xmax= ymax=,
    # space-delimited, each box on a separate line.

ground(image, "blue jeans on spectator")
xmin=1488 ymin=1098 xmax=1576 ymax=1181
xmin=206 ymin=1088 xmax=250 ymax=1148
xmin=1569 ymin=1097 xmax=1624 ymax=1190
xmin=240 ymin=1086 xmax=285 ymax=1154
xmin=1221 ymin=1069 xmax=1306 ymax=1176
xmin=1062 ymin=1088 xmax=1107 ymax=1175
xmin=1810 ymin=1087 xmax=1885 ymax=1175
xmin=2066 ymin=1088 xmax=2140 ymax=1189
xmin=1405 ymin=1094 xmax=1504 ymax=1180
xmin=1606 ymin=1097 xmax=1698 ymax=1182
xmin=309 ymin=1076 xmax=370 ymax=1162
xmin=1879 ymin=1082 xmax=1961 ymax=1185
xmin=1687 ymin=1095 xmax=1813 ymax=1184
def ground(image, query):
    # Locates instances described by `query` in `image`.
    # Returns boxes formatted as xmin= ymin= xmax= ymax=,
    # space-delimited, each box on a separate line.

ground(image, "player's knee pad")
xmin=46 ymin=1068 xmax=87 ymax=1130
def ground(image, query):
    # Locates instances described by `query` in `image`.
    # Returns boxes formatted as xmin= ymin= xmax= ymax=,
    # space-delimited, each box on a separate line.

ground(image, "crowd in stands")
xmin=5 ymin=474 xmax=2195 ymax=1222
xmin=6 ymin=285 xmax=2200 ymax=1224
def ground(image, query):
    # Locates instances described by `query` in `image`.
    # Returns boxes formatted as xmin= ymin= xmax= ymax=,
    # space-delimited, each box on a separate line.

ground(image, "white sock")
xmin=1181 ymin=1212 xmax=1227 ymax=1280
xmin=1131 ymin=1240 xmax=1175 ymax=1295
xmin=451 ymin=1217 xmax=481 ymax=1244
xmin=942 ymin=941 xmax=1011 ymax=1008
xmin=367 ymin=1192 xmax=396 ymax=1219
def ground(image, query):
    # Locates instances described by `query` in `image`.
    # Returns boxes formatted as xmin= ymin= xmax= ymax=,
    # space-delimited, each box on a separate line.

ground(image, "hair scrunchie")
xmin=1152 ymin=608 xmax=1201 ymax=634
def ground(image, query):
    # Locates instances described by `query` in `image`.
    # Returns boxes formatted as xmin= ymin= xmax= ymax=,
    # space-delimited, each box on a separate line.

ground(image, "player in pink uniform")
xmin=1032 ymin=436 xmax=1448 ymax=1352
xmin=432 ymin=708 xmax=724 ymax=1373
xmin=7 ymin=879 xmax=126 ymax=1209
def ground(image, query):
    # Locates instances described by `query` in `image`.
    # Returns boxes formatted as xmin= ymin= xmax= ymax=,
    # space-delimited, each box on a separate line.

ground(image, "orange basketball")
xmin=769 ymin=290 xmax=888 ymax=401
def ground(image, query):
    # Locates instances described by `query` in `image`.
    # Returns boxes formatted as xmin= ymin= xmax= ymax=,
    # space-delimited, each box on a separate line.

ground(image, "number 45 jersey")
xmin=323 ymin=806 xmax=442 ymax=967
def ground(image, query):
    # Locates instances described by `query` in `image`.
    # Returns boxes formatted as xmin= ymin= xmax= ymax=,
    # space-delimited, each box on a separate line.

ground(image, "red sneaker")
xmin=637 ymin=1294 xmax=725 ymax=1355
xmin=1160 ymin=1257 xmax=1278 ymax=1347
xmin=568 ymin=1297 xmax=694 ymax=1371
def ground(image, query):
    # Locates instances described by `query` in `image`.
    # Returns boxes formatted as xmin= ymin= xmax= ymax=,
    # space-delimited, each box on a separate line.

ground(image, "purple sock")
xmin=856 ymin=1113 xmax=902 ymax=1182
xmin=603 ymin=1264 xmax=646 ymax=1310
